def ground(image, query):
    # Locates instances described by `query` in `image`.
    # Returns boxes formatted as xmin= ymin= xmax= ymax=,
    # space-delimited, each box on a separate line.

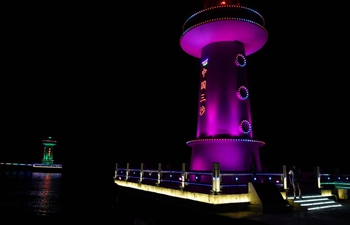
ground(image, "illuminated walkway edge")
xmin=116 ymin=180 xmax=252 ymax=205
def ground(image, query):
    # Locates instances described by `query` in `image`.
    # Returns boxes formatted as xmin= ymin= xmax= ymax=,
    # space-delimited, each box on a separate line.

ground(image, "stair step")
xmin=287 ymin=194 xmax=343 ymax=211
xmin=307 ymin=202 xmax=342 ymax=211
xmin=300 ymin=200 xmax=336 ymax=206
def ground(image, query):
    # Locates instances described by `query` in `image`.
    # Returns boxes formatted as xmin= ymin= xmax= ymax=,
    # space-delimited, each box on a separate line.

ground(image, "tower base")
xmin=41 ymin=160 xmax=54 ymax=166
xmin=187 ymin=138 xmax=263 ymax=171
xmin=187 ymin=139 xmax=263 ymax=183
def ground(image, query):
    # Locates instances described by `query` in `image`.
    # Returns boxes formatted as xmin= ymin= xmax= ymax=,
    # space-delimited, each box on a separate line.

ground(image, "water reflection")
xmin=0 ymin=170 xmax=33 ymax=178
xmin=0 ymin=170 xmax=63 ymax=218
xmin=32 ymin=172 xmax=62 ymax=215
xmin=32 ymin=172 xmax=62 ymax=178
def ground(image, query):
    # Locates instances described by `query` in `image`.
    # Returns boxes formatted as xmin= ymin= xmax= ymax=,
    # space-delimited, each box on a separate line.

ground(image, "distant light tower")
xmin=180 ymin=0 xmax=267 ymax=172
xmin=42 ymin=136 xmax=57 ymax=165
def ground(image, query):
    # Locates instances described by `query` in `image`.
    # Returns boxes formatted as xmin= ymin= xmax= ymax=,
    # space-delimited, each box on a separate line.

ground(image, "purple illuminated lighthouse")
xmin=180 ymin=0 xmax=267 ymax=172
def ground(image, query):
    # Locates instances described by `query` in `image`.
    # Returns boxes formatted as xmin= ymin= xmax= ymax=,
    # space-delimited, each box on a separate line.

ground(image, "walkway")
xmin=117 ymin=185 xmax=350 ymax=225
xmin=241 ymin=202 xmax=350 ymax=225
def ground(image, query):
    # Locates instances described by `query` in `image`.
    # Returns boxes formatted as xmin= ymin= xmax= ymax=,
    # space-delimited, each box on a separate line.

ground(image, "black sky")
xmin=1 ymin=1 xmax=350 ymax=173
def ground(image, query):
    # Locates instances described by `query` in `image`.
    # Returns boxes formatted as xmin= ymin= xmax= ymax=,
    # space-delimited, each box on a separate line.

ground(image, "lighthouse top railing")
xmin=204 ymin=0 xmax=241 ymax=9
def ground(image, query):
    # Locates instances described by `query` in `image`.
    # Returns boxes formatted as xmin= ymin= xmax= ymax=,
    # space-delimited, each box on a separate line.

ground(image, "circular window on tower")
xmin=235 ymin=54 xmax=246 ymax=67
xmin=240 ymin=120 xmax=251 ymax=134
xmin=237 ymin=86 xmax=249 ymax=100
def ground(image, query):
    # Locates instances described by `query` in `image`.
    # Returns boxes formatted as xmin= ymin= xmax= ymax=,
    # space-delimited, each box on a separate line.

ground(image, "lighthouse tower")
xmin=180 ymin=0 xmax=267 ymax=172
xmin=41 ymin=136 xmax=57 ymax=165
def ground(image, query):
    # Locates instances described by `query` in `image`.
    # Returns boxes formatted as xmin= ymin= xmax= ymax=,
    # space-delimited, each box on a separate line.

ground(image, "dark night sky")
xmin=1 ymin=1 xmax=350 ymax=173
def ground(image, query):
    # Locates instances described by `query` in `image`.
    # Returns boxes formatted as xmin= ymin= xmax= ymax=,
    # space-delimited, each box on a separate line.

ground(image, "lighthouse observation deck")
xmin=180 ymin=5 xmax=268 ymax=58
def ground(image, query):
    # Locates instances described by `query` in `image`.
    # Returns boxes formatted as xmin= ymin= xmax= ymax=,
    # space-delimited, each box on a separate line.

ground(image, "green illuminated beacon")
xmin=41 ymin=136 xmax=57 ymax=165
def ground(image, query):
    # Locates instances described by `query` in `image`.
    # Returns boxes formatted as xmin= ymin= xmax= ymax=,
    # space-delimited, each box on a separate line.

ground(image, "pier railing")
xmin=114 ymin=163 xmax=350 ymax=195
xmin=0 ymin=162 xmax=62 ymax=168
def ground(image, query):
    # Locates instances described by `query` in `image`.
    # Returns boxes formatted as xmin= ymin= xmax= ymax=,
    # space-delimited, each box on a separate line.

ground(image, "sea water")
xmin=0 ymin=170 xmax=63 ymax=223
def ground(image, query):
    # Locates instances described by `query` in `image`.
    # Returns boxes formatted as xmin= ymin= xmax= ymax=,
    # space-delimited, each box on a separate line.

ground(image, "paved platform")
xmin=117 ymin=185 xmax=350 ymax=225
xmin=219 ymin=201 xmax=350 ymax=225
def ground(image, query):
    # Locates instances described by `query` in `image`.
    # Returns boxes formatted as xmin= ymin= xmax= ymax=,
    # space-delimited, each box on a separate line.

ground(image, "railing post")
xmin=181 ymin=163 xmax=186 ymax=189
xmin=114 ymin=163 xmax=118 ymax=178
xmin=126 ymin=163 xmax=130 ymax=181
xmin=211 ymin=162 xmax=221 ymax=194
xmin=139 ymin=163 xmax=144 ymax=183
xmin=283 ymin=165 xmax=287 ymax=190
xmin=315 ymin=166 xmax=320 ymax=189
xmin=251 ymin=163 xmax=256 ymax=182
xmin=157 ymin=163 xmax=162 ymax=186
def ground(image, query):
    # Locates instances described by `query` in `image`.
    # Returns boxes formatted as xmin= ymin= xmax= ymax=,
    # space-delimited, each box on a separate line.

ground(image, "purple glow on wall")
xmin=196 ymin=41 xmax=253 ymax=138
xmin=187 ymin=139 xmax=264 ymax=171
